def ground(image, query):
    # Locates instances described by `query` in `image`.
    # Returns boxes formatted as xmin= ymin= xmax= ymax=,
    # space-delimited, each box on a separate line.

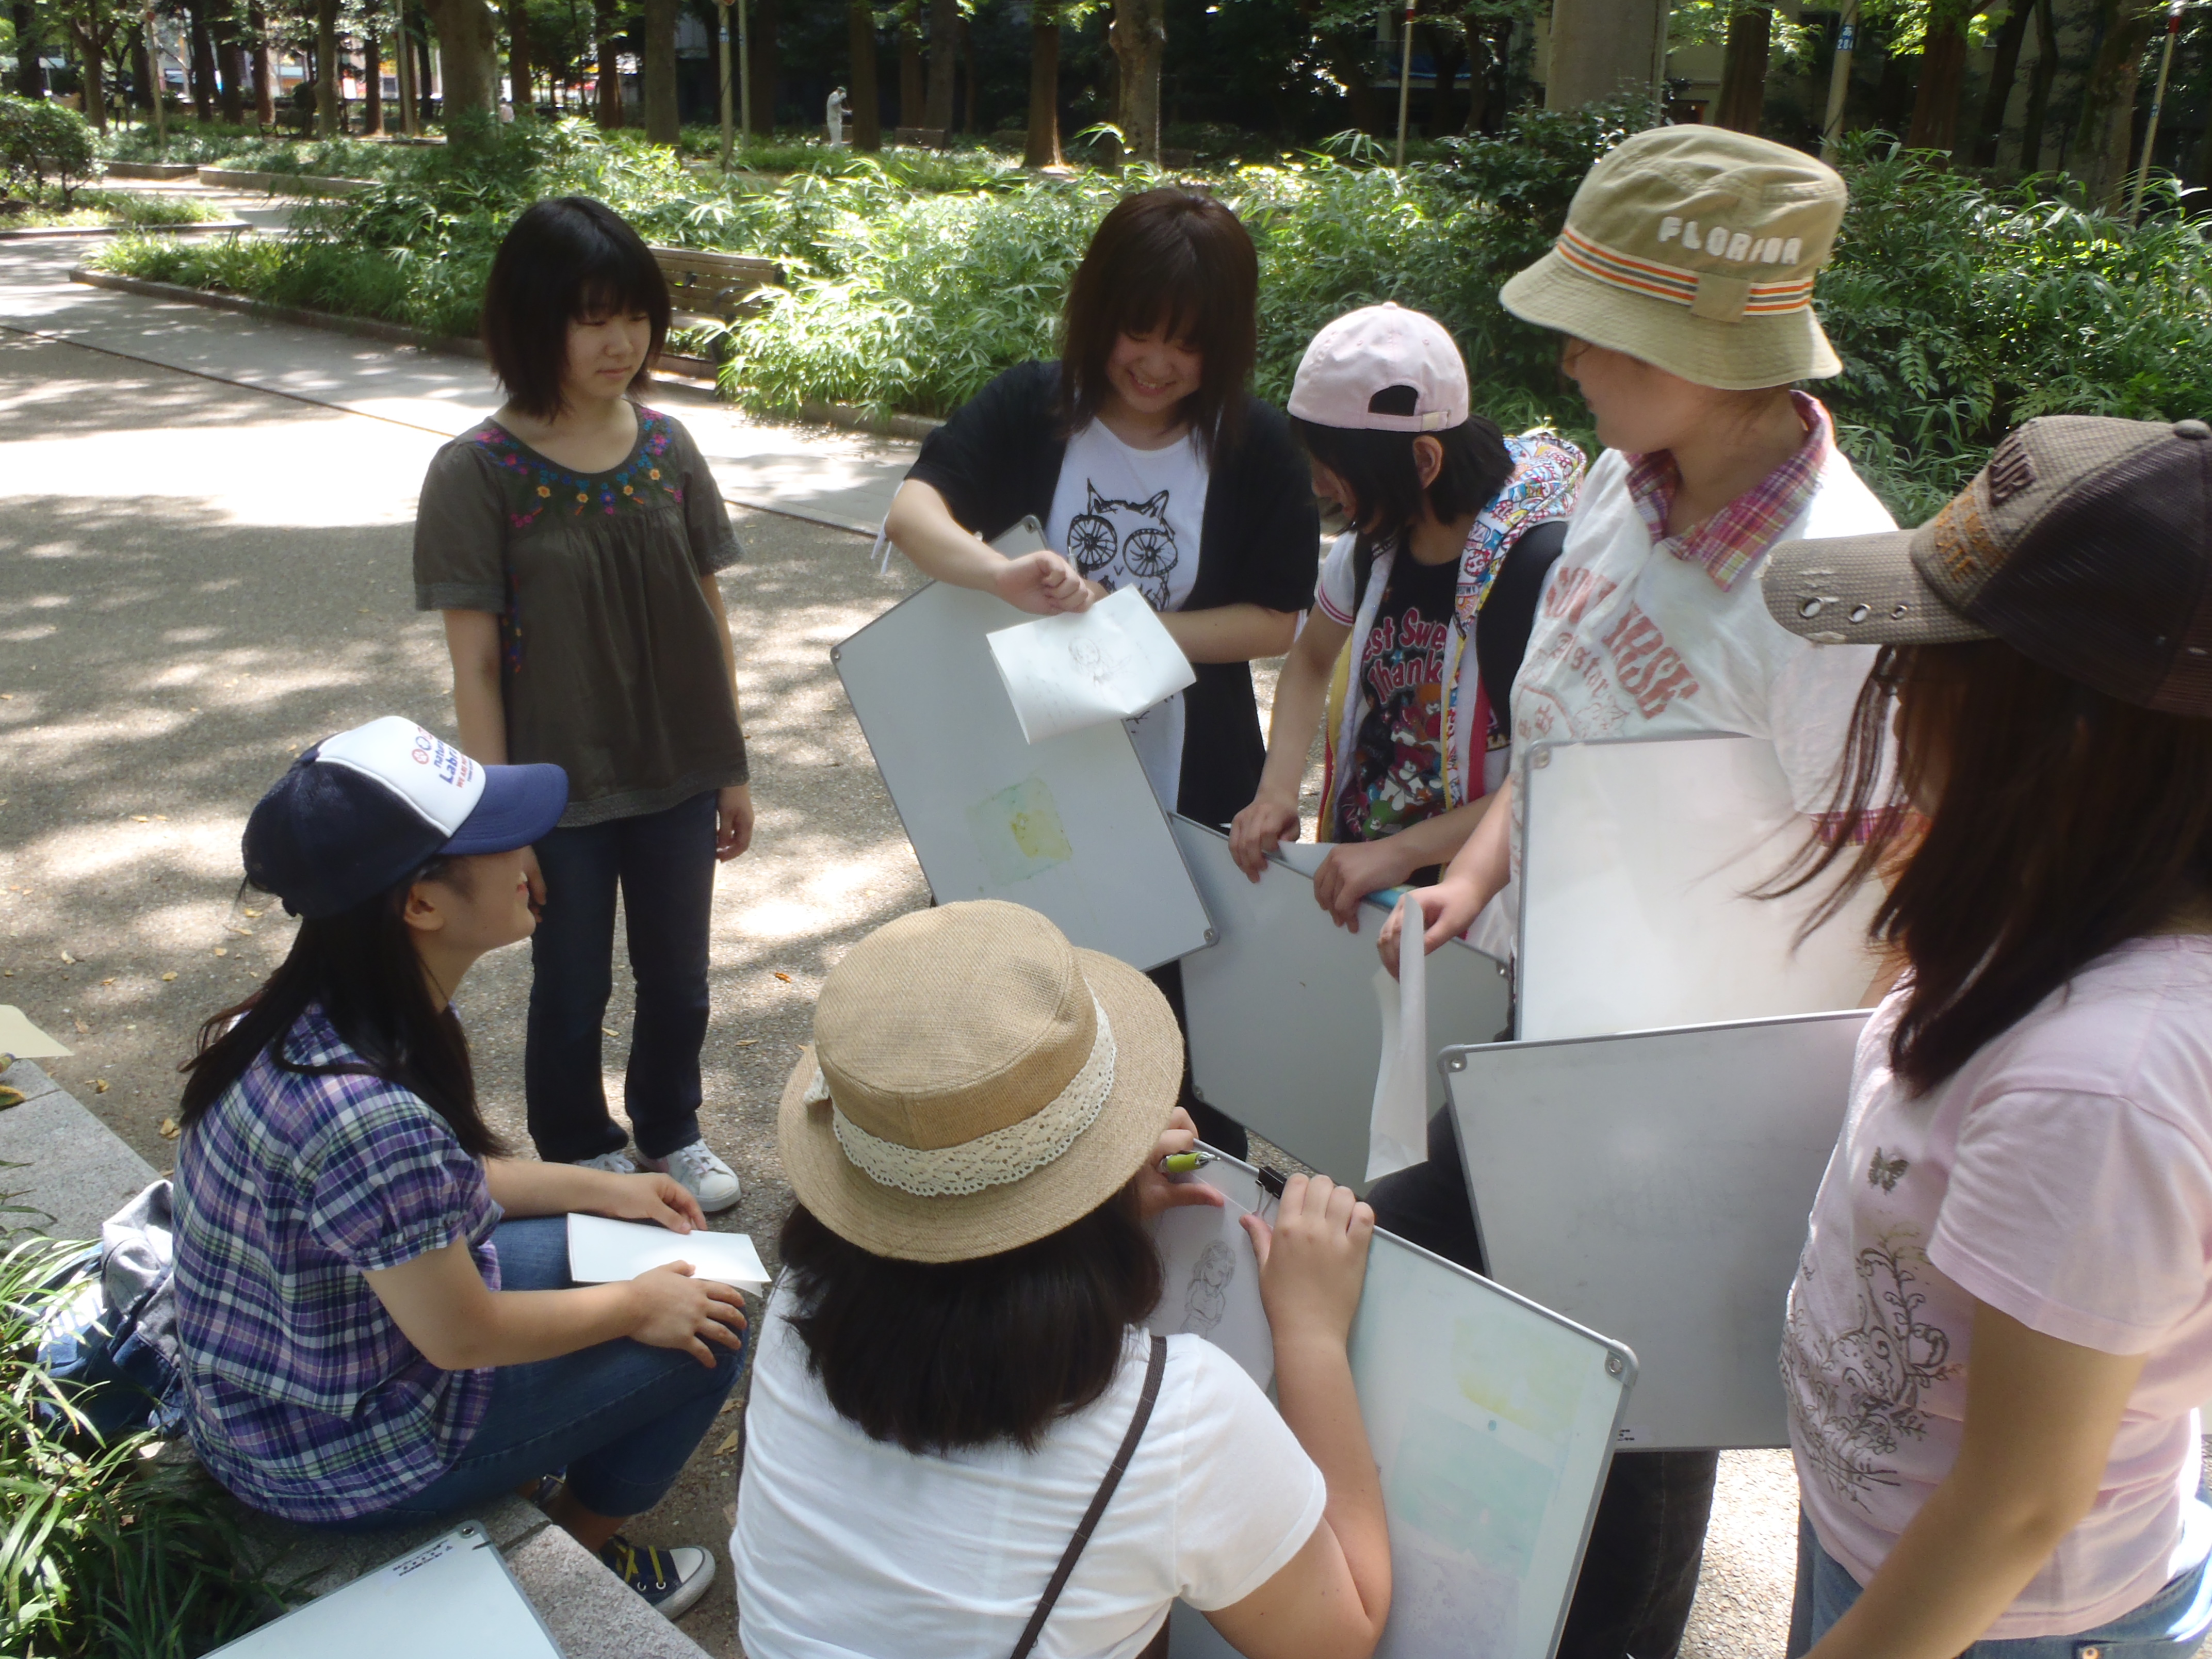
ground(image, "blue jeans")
xmin=317 ymin=1217 xmax=743 ymax=1531
xmin=1788 ymin=1509 xmax=2212 ymax=1657
xmin=526 ymin=791 xmax=718 ymax=1163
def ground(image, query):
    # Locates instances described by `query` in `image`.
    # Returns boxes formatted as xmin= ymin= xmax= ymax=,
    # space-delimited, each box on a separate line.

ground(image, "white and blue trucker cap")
xmin=243 ymin=716 xmax=568 ymax=918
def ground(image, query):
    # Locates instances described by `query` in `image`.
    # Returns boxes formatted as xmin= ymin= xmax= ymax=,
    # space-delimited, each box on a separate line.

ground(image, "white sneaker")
xmin=641 ymin=1140 xmax=741 ymax=1214
xmin=600 ymin=1534 xmax=716 ymax=1621
xmin=572 ymin=1150 xmax=637 ymax=1175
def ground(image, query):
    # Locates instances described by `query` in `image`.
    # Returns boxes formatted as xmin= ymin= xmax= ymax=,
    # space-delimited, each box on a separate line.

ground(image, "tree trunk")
xmin=186 ymin=0 xmax=217 ymax=121
xmin=2017 ymin=0 xmax=2059 ymax=168
xmin=924 ymin=0 xmax=955 ymax=130
xmin=1905 ymin=7 xmax=1973 ymax=152
xmin=1461 ymin=11 xmax=1503 ymax=131
xmin=1024 ymin=12 xmax=1060 ymax=163
xmin=414 ymin=18 xmax=435 ymax=109
xmin=2068 ymin=0 xmax=2160 ymax=204
xmin=1971 ymin=0 xmax=2032 ymax=165
xmin=1713 ymin=6 xmax=1772 ymax=132
xmin=594 ymin=0 xmax=623 ymax=124
xmin=2196 ymin=89 xmax=2212 ymax=185
xmin=250 ymin=2 xmax=274 ymax=123
xmin=422 ymin=0 xmax=501 ymax=125
xmin=1109 ymin=0 xmax=1163 ymax=160
xmin=315 ymin=0 xmax=339 ymax=133
xmin=847 ymin=0 xmax=881 ymax=148
xmin=747 ymin=0 xmax=779 ymax=135
xmin=365 ymin=26 xmax=384 ymax=130
xmin=505 ymin=0 xmax=531 ymax=110
xmin=898 ymin=0 xmax=924 ymax=127
xmin=961 ymin=14 xmax=976 ymax=132
xmin=75 ymin=15 xmax=105 ymax=130
xmin=642 ymin=0 xmax=677 ymax=140
xmin=13 ymin=3 xmax=46 ymax=96
xmin=1546 ymin=0 xmax=1663 ymax=109
xmin=129 ymin=28 xmax=152 ymax=109
xmin=1423 ymin=22 xmax=1462 ymax=134
xmin=217 ymin=18 xmax=246 ymax=122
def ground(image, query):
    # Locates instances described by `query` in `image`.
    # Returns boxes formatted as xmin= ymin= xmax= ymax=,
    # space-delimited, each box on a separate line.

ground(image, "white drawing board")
xmin=835 ymin=581 xmax=1212 ymax=971
xmin=1162 ymin=1151 xmax=1636 ymax=1659
xmin=1171 ymin=818 xmax=1511 ymax=1188
xmin=207 ymin=1523 xmax=562 ymax=1658
xmin=1516 ymin=733 xmax=1884 ymax=1042
xmin=1446 ymin=1010 xmax=1868 ymax=1449
xmin=565 ymin=1213 xmax=768 ymax=1290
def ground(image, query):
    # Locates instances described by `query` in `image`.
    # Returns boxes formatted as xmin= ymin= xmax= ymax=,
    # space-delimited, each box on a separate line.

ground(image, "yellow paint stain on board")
xmin=966 ymin=776 xmax=1076 ymax=887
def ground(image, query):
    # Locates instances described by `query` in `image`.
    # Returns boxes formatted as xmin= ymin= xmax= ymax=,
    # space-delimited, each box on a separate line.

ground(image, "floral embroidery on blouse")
xmin=468 ymin=410 xmax=688 ymax=531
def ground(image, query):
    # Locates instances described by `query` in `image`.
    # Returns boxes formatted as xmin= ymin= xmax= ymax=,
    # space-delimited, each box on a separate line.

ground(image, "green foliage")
xmin=2 ymin=188 xmax=222 ymax=228
xmin=101 ymin=123 xmax=426 ymax=181
xmin=0 ymin=94 xmax=96 ymax=204
xmin=0 ymin=1238 xmax=292 ymax=1656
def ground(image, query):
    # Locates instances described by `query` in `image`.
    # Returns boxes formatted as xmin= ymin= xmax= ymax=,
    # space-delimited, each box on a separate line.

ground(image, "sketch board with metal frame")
xmin=207 ymin=1522 xmax=563 ymax=1658
xmin=1164 ymin=1146 xmax=1637 ymax=1659
xmin=1170 ymin=817 xmax=1511 ymax=1188
xmin=1516 ymin=733 xmax=1883 ymax=1042
xmin=1445 ymin=1009 xmax=1868 ymax=1449
xmin=834 ymin=581 xmax=1212 ymax=970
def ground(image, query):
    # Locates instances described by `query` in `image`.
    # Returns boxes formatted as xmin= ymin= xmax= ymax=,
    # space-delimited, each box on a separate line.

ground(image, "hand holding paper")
xmin=985 ymin=587 xmax=1197 ymax=745
xmin=566 ymin=1212 xmax=769 ymax=1291
xmin=1365 ymin=891 xmax=1428 ymax=1181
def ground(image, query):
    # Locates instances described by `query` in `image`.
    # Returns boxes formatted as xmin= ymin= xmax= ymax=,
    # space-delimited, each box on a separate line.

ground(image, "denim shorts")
xmin=1788 ymin=1507 xmax=2212 ymax=1659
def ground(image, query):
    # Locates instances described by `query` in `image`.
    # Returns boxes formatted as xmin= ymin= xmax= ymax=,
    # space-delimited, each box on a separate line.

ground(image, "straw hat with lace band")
xmin=778 ymin=900 xmax=1183 ymax=1263
xmin=1500 ymin=126 xmax=1847 ymax=391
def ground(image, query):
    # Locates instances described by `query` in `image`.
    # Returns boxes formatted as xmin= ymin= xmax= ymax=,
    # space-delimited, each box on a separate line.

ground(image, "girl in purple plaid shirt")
xmin=169 ymin=719 xmax=740 ymax=1621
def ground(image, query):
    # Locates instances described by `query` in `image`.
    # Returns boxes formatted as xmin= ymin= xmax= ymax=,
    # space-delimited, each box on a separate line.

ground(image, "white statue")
xmin=826 ymin=86 xmax=850 ymax=146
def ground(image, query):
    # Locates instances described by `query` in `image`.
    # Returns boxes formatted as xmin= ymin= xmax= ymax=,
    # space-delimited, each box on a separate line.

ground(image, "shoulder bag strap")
xmin=1009 ymin=1334 xmax=1170 ymax=1659
xmin=1475 ymin=516 xmax=1571 ymax=726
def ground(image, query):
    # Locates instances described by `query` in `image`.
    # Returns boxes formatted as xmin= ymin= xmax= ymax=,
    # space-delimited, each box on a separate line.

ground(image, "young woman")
xmin=1228 ymin=302 xmax=1582 ymax=927
xmin=170 ymin=719 xmax=744 ymax=1617
xmin=731 ymin=900 xmax=1391 ymax=1659
xmin=1757 ymin=414 xmax=2212 ymax=1657
xmin=415 ymin=196 xmax=750 ymax=1212
xmin=1373 ymin=128 xmax=1898 ymax=1658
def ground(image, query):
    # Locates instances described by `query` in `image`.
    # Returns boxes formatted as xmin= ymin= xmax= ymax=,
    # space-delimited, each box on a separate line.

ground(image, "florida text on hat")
xmin=1500 ymin=126 xmax=1846 ymax=391
xmin=778 ymin=901 xmax=1183 ymax=1263
xmin=1765 ymin=416 xmax=2212 ymax=719
xmin=242 ymin=715 xmax=570 ymax=918
xmin=1287 ymin=302 xmax=1471 ymax=432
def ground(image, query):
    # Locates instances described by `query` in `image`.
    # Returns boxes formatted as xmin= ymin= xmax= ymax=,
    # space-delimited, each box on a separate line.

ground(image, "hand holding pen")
xmin=1133 ymin=1108 xmax=1229 ymax=1223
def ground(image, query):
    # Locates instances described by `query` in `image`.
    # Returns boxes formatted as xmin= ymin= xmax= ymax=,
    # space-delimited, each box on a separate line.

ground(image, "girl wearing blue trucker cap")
xmin=170 ymin=718 xmax=742 ymax=1621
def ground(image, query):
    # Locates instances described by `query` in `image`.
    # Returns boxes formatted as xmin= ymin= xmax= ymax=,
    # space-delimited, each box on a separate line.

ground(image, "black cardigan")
xmin=906 ymin=361 xmax=1322 ymax=828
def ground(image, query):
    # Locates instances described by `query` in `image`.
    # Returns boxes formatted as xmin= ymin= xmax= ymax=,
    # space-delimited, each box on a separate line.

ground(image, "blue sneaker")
xmin=599 ymin=1534 xmax=716 ymax=1621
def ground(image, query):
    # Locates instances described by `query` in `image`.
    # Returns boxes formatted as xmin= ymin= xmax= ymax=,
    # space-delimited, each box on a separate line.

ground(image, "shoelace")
xmin=604 ymin=1536 xmax=674 ymax=1593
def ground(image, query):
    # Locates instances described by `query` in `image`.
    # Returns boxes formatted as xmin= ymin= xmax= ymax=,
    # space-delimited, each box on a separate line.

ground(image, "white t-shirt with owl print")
xmin=1046 ymin=420 xmax=1211 ymax=808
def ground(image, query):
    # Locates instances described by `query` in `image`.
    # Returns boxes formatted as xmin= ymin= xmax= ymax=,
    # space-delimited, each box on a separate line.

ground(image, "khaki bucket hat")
xmin=1501 ymin=126 xmax=1846 ymax=391
xmin=777 ymin=900 xmax=1183 ymax=1263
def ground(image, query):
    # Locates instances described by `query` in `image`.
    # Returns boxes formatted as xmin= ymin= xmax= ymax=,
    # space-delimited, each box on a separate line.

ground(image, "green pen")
xmin=1160 ymin=1149 xmax=1216 ymax=1176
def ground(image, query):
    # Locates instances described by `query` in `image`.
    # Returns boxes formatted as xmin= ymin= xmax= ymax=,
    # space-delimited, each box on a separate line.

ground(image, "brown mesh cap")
xmin=1765 ymin=416 xmax=2212 ymax=717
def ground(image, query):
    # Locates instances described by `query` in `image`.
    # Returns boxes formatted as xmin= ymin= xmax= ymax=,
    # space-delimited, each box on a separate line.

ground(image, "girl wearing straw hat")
xmin=731 ymin=900 xmax=1392 ymax=1659
xmin=1375 ymin=127 xmax=1898 ymax=1658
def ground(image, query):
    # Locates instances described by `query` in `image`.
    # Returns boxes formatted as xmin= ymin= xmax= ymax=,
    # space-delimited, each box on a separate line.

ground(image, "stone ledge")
xmin=193 ymin=166 xmax=376 ymax=196
xmin=0 ymin=1058 xmax=158 ymax=1241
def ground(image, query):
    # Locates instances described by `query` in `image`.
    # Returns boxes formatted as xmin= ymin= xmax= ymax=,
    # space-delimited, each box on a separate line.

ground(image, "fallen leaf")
xmin=734 ymin=1038 xmax=758 ymax=1047
xmin=100 ymin=978 xmax=115 ymax=987
xmin=154 ymin=815 xmax=168 ymax=822
xmin=0 ymin=1086 xmax=22 ymax=1110
xmin=242 ymin=908 xmax=262 ymax=920
xmin=226 ymin=925 xmax=252 ymax=937
xmin=158 ymin=1118 xmax=180 ymax=1140
xmin=93 ymin=1079 xmax=108 ymax=1094
xmin=212 ymin=947 xmax=228 ymax=958
xmin=714 ymin=1430 xmax=741 ymax=1456
xmin=160 ymin=971 xmax=177 ymax=982
xmin=601 ymin=1026 xmax=619 ymax=1038
xmin=773 ymin=971 xmax=791 ymax=983
xmin=717 ymin=1397 xmax=738 ymax=1416
xmin=71 ymin=1018 xmax=88 ymax=1035
xmin=132 ymin=815 xmax=149 ymax=823
xmin=58 ymin=949 xmax=74 ymax=964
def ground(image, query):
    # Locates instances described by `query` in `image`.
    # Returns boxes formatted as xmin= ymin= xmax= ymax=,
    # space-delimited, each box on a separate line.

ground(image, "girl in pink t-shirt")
xmin=1758 ymin=414 xmax=2212 ymax=1658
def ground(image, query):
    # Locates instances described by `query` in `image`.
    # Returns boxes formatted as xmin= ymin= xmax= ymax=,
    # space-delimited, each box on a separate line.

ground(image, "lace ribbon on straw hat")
xmin=1554 ymin=224 xmax=1816 ymax=315
xmin=803 ymin=1000 xmax=1118 ymax=1197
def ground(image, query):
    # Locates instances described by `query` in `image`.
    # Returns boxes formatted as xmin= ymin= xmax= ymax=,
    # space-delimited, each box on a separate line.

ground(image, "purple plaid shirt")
xmin=1624 ymin=392 xmax=1833 ymax=593
xmin=172 ymin=1005 xmax=501 ymax=1523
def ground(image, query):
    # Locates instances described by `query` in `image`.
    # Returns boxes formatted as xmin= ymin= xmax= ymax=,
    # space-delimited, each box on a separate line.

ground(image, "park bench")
xmin=649 ymin=243 xmax=786 ymax=380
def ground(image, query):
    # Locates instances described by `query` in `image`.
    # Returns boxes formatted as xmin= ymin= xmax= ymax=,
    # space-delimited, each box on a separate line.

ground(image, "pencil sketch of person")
xmin=1180 ymin=1242 xmax=1234 ymax=1337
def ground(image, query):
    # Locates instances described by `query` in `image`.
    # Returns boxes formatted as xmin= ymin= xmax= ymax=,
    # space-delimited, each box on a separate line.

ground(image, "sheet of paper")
xmin=1366 ymin=893 xmax=1427 ymax=1181
xmin=1146 ymin=1153 xmax=1278 ymax=1390
xmin=0 ymin=1006 xmax=72 ymax=1060
xmin=985 ymin=587 xmax=1197 ymax=745
xmin=565 ymin=1212 xmax=769 ymax=1290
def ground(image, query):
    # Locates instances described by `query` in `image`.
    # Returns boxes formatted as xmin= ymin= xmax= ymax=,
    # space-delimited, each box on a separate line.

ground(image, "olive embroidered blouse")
xmin=412 ymin=406 xmax=748 ymax=826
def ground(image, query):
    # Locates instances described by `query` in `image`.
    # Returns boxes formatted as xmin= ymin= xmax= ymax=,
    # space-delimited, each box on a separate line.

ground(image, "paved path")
xmin=0 ymin=243 xmax=1813 ymax=1658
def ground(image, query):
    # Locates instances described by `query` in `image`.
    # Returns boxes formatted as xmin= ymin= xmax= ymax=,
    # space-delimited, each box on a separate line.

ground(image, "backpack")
xmin=32 ymin=1179 xmax=185 ymax=1440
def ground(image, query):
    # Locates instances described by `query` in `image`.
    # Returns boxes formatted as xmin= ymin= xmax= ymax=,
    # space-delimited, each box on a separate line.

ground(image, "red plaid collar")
xmin=1624 ymin=392 xmax=1832 ymax=592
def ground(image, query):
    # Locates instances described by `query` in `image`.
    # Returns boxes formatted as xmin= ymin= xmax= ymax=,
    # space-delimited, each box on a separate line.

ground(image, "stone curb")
xmin=101 ymin=160 xmax=200 ymax=180
xmin=193 ymin=166 xmax=376 ymax=196
xmin=1 ymin=219 xmax=251 ymax=241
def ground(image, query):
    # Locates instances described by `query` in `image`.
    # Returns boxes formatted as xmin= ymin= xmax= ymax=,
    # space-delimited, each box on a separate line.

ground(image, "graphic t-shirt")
xmin=1784 ymin=937 xmax=2212 ymax=1637
xmin=1045 ymin=421 xmax=1211 ymax=809
xmin=1333 ymin=545 xmax=1458 ymax=842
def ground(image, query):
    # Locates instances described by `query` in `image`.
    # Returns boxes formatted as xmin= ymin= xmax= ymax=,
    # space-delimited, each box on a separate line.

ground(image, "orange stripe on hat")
xmin=1554 ymin=224 xmax=1815 ymax=314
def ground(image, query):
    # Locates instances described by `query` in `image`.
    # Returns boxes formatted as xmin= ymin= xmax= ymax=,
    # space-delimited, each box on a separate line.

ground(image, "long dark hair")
xmin=481 ymin=196 xmax=672 ymax=420
xmin=777 ymin=1189 xmax=1164 ymax=1454
xmin=1291 ymin=407 xmax=1514 ymax=587
xmin=1058 ymin=188 xmax=1257 ymax=468
xmin=176 ymin=859 xmax=505 ymax=1157
xmin=1778 ymin=639 xmax=2212 ymax=1093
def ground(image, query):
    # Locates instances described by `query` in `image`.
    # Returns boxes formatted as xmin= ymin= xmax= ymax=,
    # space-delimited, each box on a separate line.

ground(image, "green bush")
xmin=0 ymin=95 xmax=97 ymax=204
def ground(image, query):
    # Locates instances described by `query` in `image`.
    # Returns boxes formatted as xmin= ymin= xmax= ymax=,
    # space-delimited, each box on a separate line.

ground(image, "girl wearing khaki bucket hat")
xmin=730 ymin=900 xmax=1393 ymax=1659
xmin=1367 ymin=127 xmax=1901 ymax=1659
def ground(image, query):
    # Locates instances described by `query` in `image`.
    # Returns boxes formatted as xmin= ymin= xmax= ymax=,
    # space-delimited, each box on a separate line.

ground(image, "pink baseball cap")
xmin=1287 ymin=303 xmax=1471 ymax=433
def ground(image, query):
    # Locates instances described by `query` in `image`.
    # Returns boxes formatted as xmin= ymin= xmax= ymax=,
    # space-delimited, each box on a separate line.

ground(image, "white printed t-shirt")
xmin=1784 ymin=937 xmax=2212 ymax=1636
xmin=1468 ymin=441 xmax=1892 ymax=958
xmin=1045 ymin=421 xmax=1210 ymax=808
xmin=733 ymin=1284 xmax=1327 ymax=1659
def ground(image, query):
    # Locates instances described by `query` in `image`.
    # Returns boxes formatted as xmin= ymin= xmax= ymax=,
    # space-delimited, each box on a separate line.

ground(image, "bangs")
xmin=572 ymin=255 xmax=664 ymax=324
xmin=481 ymin=196 xmax=672 ymax=419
